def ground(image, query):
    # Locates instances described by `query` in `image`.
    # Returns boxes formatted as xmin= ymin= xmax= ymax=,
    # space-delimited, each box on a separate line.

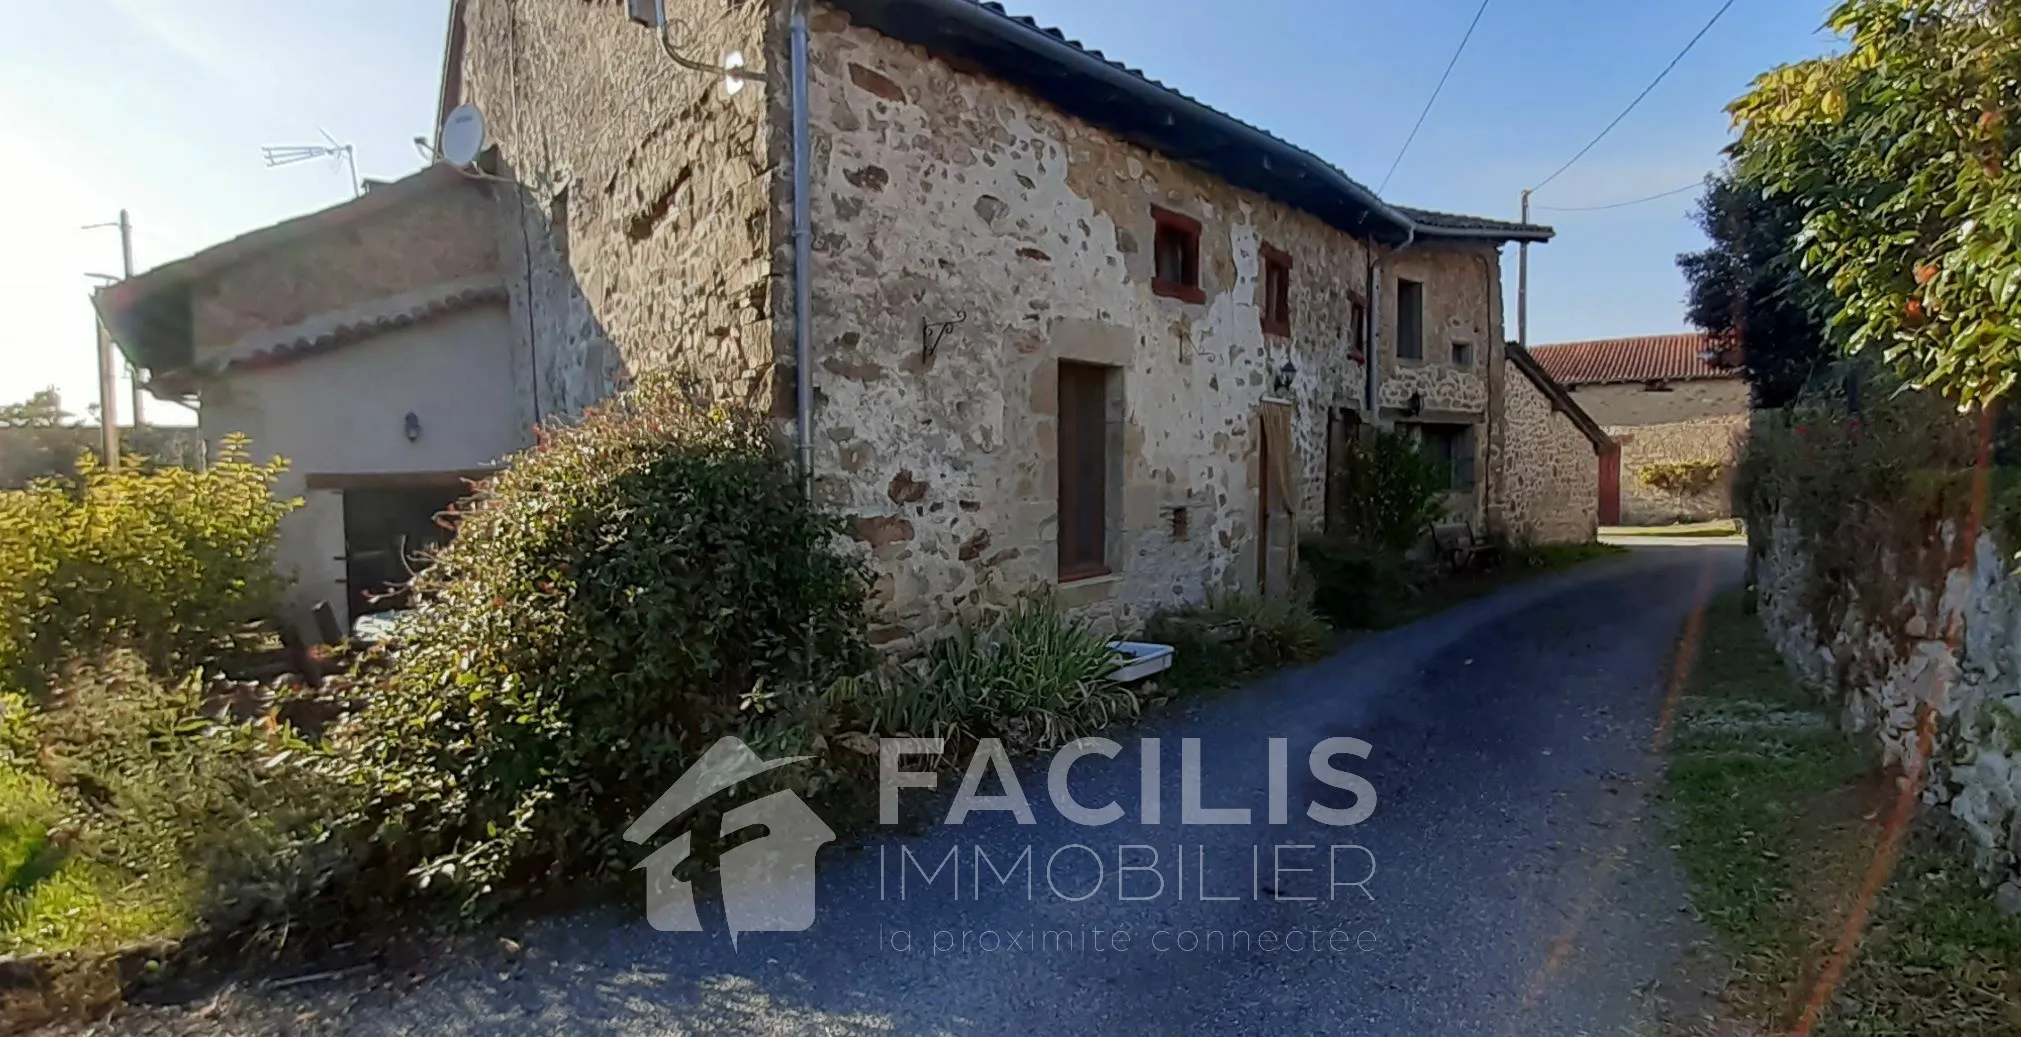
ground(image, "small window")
xmin=1397 ymin=278 xmax=1424 ymax=360
xmin=1151 ymin=206 xmax=1204 ymax=303
xmin=1261 ymin=245 xmax=1292 ymax=336
xmin=1451 ymin=340 xmax=1473 ymax=367
xmin=1349 ymin=296 xmax=1368 ymax=360
xmin=1058 ymin=362 xmax=1113 ymax=579
xmin=1418 ymin=423 xmax=1477 ymax=493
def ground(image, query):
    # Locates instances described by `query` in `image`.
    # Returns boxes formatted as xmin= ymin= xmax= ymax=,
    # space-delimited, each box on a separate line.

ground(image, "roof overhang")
xmin=1507 ymin=343 xmax=1612 ymax=452
xmin=92 ymin=163 xmax=479 ymax=380
xmin=820 ymin=0 xmax=1553 ymax=246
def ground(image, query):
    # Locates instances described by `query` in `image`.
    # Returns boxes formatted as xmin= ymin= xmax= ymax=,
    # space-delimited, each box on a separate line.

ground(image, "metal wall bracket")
xmin=922 ymin=310 xmax=967 ymax=364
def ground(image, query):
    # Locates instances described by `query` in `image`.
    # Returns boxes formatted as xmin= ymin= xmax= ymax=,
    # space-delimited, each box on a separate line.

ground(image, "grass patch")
xmin=1664 ymin=590 xmax=2021 ymax=1034
xmin=0 ymin=766 xmax=189 ymax=957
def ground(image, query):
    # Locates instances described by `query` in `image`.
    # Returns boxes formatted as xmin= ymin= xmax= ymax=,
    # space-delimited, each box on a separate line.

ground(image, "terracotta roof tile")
xmin=1528 ymin=333 xmax=1738 ymax=386
xmin=150 ymin=279 xmax=509 ymax=395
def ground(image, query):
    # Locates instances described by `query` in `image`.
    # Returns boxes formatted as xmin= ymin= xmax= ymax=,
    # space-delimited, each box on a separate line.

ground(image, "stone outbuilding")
xmin=1531 ymin=333 xmax=1747 ymax=526
xmin=93 ymin=166 xmax=536 ymax=629
xmin=430 ymin=0 xmax=1592 ymax=645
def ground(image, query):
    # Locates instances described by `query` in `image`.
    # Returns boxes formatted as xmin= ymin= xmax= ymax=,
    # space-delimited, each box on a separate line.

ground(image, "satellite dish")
xmin=439 ymin=104 xmax=486 ymax=169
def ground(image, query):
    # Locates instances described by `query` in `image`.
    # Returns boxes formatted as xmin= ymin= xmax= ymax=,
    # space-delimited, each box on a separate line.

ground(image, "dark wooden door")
xmin=1598 ymin=444 xmax=1622 ymax=526
xmin=1057 ymin=362 xmax=1109 ymax=579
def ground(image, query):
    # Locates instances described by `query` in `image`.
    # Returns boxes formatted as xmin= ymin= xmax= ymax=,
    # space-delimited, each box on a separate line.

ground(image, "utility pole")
xmin=1517 ymin=189 xmax=1531 ymax=352
xmin=94 ymin=311 xmax=119 ymax=472
xmin=83 ymin=211 xmax=137 ymax=469
xmin=117 ymin=210 xmax=141 ymax=428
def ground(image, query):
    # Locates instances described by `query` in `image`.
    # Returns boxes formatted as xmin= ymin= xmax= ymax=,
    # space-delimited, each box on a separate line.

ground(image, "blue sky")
xmin=0 ymin=1 xmax=1836 ymax=423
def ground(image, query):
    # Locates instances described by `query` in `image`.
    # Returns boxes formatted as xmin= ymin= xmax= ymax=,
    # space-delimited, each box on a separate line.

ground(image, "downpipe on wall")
xmin=791 ymin=2 xmax=815 ymax=495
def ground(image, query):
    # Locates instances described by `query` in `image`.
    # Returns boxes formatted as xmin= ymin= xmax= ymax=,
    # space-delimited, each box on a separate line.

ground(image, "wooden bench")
xmin=1431 ymin=522 xmax=1500 ymax=573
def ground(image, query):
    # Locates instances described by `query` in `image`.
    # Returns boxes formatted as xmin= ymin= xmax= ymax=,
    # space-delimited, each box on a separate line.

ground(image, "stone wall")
xmin=1493 ymin=366 xmax=1598 ymax=544
xmin=1377 ymin=248 xmax=1506 ymax=528
xmin=453 ymin=0 xmax=790 ymax=421
xmin=1758 ymin=515 xmax=2021 ymax=893
xmin=191 ymin=180 xmax=498 ymax=355
xmin=800 ymin=8 xmax=1502 ymax=645
xmin=1566 ymin=377 xmax=1748 ymax=427
xmin=1615 ymin=414 xmax=1745 ymax=525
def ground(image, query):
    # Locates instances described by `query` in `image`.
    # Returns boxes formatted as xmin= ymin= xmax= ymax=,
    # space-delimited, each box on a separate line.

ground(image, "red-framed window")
xmin=1151 ymin=206 xmax=1204 ymax=303
xmin=1261 ymin=244 xmax=1292 ymax=336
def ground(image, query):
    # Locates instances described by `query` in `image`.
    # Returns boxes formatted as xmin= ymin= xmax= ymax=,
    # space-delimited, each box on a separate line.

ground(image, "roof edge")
xmin=829 ymin=0 xmax=1553 ymax=246
xmin=1507 ymin=342 xmax=1611 ymax=451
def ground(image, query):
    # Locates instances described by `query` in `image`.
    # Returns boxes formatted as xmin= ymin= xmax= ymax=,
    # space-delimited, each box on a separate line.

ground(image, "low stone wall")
xmin=1757 ymin=513 xmax=2021 ymax=889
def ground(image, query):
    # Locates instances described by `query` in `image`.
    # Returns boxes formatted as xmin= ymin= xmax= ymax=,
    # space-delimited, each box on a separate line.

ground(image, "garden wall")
xmin=1756 ymin=512 xmax=2021 ymax=890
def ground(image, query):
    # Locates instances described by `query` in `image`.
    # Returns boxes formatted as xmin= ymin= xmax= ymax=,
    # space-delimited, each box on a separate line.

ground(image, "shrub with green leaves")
xmin=825 ymin=595 xmax=1137 ymax=753
xmin=337 ymin=376 xmax=870 ymax=897
xmin=1145 ymin=593 xmax=1333 ymax=693
xmin=0 ymin=650 xmax=358 ymax=953
xmin=1301 ymin=537 xmax=1422 ymax=629
xmin=1327 ymin=430 xmax=1450 ymax=552
xmin=0 ymin=436 xmax=295 ymax=693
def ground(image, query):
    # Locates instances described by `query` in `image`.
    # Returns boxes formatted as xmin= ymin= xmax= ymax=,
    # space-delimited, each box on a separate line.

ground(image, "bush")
xmin=338 ymin=376 xmax=870 ymax=898
xmin=0 ymin=437 xmax=295 ymax=694
xmin=1301 ymin=537 xmax=1422 ymax=629
xmin=1145 ymin=594 xmax=1332 ymax=692
xmin=0 ymin=651 xmax=358 ymax=953
xmin=1638 ymin=459 xmax=1727 ymax=496
xmin=826 ymin=596 xmax=1138 ymax=754
xmin=1327 ymin=430 xmax=1450 ymax=552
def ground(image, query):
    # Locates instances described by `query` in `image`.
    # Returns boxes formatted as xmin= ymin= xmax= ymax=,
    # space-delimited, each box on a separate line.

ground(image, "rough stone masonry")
xmin=451 ymin=0 xmax=1586 ymax=647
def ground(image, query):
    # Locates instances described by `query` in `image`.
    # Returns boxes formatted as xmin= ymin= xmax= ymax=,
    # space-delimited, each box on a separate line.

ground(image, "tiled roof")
xmin=150 ymin=278 xmax=508 ymax=394
xmin=1395 ymin=207 xmax=1545 ymax=237
xmin=1506 ymin=344 xmax=1610 ymax=451
xmin=94 ymin=164 xmax=477 ymax=376
xmin=826 ymin=0 xmax=1553 ymax=245
xmin=1528 ymin=333 xmax=1739 ymax=386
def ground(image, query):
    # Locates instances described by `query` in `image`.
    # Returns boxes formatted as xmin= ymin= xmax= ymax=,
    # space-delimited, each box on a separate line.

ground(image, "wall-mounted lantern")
xmin=404 ymin=412 xmax=423 ymax=443
xmin=1273 ymin=359 xmax=1298 ymax=394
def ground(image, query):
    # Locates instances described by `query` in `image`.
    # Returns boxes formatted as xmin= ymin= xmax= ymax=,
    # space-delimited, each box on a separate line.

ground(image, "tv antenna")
xmin=261 ymin=130 xmax=360 ymax=198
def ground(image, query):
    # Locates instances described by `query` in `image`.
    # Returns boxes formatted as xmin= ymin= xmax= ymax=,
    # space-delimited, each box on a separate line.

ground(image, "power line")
xmin=1535 ymin=180 xmax=1704 ymax=212
xmin=1529 ymin=0 xmax=1739 ymax=193
xmin=1378 ymin=0 xmax=1493 ymax=194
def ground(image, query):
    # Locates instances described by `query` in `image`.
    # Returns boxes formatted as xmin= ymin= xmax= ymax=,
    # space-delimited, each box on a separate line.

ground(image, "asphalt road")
xmin=101 ymin=543 xmax=1747 ymax=1036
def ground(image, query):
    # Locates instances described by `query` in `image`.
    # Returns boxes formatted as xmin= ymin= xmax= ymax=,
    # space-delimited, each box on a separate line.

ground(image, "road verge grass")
xmin=1665 ymin=591 xmax=2021 ymax=1034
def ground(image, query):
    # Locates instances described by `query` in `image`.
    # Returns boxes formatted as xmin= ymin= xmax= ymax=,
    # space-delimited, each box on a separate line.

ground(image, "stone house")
xmin=94 ymin=166 xmax=537 ymax=629
xmin=432 ymin=0 xmax=1595 ymax=646
xmin=1531 ymin=333 xmax=1747 ymax=526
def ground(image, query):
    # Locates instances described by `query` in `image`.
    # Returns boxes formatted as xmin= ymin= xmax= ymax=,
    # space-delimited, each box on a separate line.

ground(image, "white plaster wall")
xmin=199 ymin=304 xmax=528 ymax=626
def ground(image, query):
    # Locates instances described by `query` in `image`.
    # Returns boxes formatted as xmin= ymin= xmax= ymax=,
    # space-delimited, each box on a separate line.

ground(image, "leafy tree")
xmin=0 ymin=389 xmax=203 ymax=487
xmin=1730 ymin=0 xmax=2021 ymax=402
xmin=1676 ymin=171 xmax=1837 ymax=408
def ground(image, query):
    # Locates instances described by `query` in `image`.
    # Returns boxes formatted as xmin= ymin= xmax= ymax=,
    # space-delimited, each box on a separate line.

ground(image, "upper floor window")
xmin=1349 ymin=295 xmax=1368 ymax=361
xmin=1396 ymin=277 xmax=1425 ymax=360
xmin=1261 ymin=244 xmax=1292 ymax=336
xmin=1151 ymin=206 xmax=1204 ymax=303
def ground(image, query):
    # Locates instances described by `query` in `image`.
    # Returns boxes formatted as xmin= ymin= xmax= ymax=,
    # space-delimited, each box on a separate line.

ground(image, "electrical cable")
xmin=1535 ymin=180 xmax=1704 ymax=212
xmin=1378 ymin=0 xmax=1493 ymax=194
xmin=1529 ymin=0 xmax=1738 ymax=194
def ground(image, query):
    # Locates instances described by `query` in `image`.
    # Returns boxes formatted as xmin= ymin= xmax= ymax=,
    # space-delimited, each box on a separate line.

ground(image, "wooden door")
xmin=1598 ymin=443 xmax=1622 ymax=526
